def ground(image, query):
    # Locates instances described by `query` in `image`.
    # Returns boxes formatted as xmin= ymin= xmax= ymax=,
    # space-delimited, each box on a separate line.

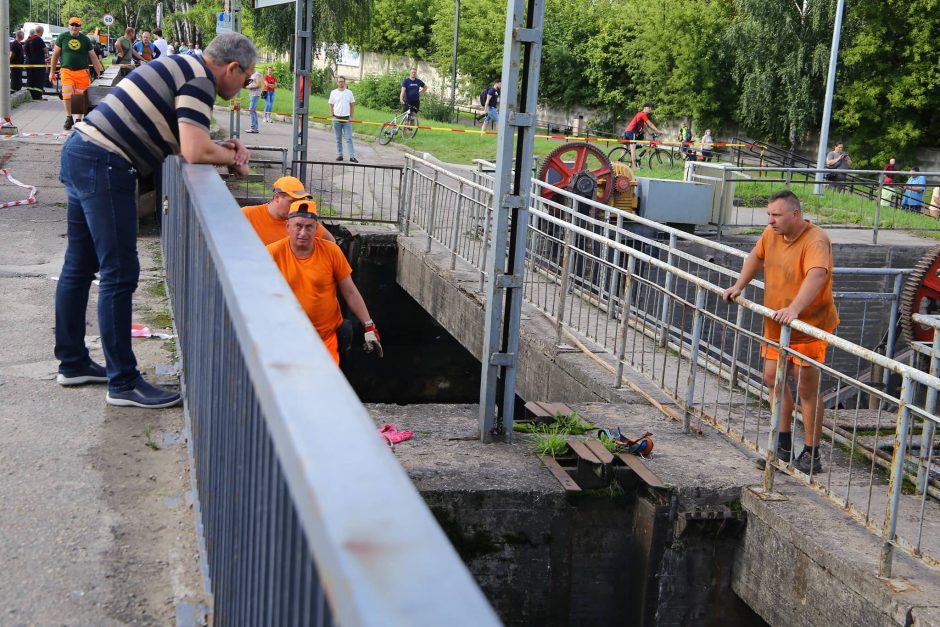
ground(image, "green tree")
xmin=726 ymin=0 xmax=836 ymax=148
xmin=538 ymin=0 xmax=602 ymax=110
xmin=363 ymin=0 xmax=436 ymax=60
xmin=251 ymin=0 xmax=371 ymax=55
xmin=835 ymin=0 xmax=940 ymax=167
xmin=429 ymin=0 xmax=505 ymax=99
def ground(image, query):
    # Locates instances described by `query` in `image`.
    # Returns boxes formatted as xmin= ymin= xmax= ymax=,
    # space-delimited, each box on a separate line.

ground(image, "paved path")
xmin=0 ymin=97 xmax=206 ymax=623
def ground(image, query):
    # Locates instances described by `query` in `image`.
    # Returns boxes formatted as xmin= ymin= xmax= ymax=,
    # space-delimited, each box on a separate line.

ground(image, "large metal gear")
xmin=899 ymin=245 xmax=940 ymax=343
xmin=537 ymin=142 xmax=614 ymax=204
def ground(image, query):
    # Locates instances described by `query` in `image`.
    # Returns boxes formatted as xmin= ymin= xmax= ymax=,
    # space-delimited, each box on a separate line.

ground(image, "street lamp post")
xmin=450 ymin=0 xmax=459 ymax=115
xmin=814 ymin=0 xmax=846 ymax=195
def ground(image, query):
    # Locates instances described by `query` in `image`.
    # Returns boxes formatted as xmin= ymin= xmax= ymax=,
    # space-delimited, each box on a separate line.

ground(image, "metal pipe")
xmin=450 ymin=182 xmax=464 ymax=269
xmin=764 ymin=326 xmax=792 ymax=493
xmin=659 ymin=232 xmax=677 ymax=346
xmin=879 ymin=375 xmax=913 ymax=578
xmin=427 ymin=170 xmax=440 ymax=253
xmin=814 ymin=0 xmax=847 ymax=196
xmin=614 ymin=256 xmax=636 ymax=387
xmin=684 ymin=286 xmax=707 ymax=433
xmin=555 ymin=228 xmax=572 ymax=346
xmin=918 ymin=331 xmax=940 ymax=494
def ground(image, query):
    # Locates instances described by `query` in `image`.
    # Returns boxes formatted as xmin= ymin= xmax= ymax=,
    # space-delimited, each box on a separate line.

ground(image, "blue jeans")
xmin=333 ymin=118 xmax=355 ymax=159
xmin=485 ymin=106 xmax=498 ymax=123
xmin=55 ymin=133 xmax=141 ymax=392
xmin=263 ymin=91 xmax=274 ymax=116
xmin=248 ymin=94 xmax=260 ymax=129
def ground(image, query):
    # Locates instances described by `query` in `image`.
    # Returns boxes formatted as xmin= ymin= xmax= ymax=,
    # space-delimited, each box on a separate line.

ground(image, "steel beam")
xmin=478 ymin=0 xmax=545 ymax=442
xmin=291 ymin=0 xmax=313 ymax=179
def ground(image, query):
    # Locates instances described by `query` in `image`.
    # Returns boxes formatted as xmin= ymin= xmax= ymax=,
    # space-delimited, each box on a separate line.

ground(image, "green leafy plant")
xmin=533 ymin=426 xmax=569 ymax=457
xmin=144 ymin=424 xmax=160 ymax=451
xmin=598 ymin=432 xmax=620 ymax=454
xmin=552 ymin=411 xmax=597 ymax=435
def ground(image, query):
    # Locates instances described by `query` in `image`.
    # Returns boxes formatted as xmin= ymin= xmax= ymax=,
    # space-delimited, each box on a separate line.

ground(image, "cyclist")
xmin=399 ymin=67 xmax=427 ymax=121
xmin=622 ymin=103 xmax=661 ymax=168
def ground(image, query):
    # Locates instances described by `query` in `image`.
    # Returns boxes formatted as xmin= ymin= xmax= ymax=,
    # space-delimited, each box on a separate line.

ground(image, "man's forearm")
xmin=339 ymin=279 xmax=372 ymax=324
xmin=733 ymin=251 xmax=762 ymax=290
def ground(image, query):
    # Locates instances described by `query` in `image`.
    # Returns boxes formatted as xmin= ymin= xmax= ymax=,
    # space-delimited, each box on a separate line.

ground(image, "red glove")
xmin=363 ymin=320 xmax=383 ymax=358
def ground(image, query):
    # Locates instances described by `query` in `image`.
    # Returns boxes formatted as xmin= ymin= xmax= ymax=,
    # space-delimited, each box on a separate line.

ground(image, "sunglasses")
xmin=69 ymin=23 xmax=81 ymax=27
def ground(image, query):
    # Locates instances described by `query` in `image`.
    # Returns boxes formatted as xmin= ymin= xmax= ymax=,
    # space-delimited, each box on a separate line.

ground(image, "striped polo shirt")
xmin=75 ymin=55 xmax=216 ymax=177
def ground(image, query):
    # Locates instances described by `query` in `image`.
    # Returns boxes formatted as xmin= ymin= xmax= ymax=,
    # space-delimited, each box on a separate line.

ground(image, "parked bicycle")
xmin=607 ymin=133 xmax=676 ymax=169
xmin=377 ymin=106 xmax=419 ymax=145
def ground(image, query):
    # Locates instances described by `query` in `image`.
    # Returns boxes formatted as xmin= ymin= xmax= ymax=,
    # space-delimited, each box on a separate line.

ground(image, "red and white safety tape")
xmin=0 ymin=168 xmax=38 ymax=208
xmin=1 ymin=132 xmax=70 ymax=139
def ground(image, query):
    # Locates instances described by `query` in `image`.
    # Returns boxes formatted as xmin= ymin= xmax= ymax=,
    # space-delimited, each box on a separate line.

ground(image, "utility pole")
xmin=449 ymin=0 xmax=459 ymax=114
xmin=814 ymin=0 xmax=846 ymax=195
xmin=0 ymin=0 xmax=15 ymax=133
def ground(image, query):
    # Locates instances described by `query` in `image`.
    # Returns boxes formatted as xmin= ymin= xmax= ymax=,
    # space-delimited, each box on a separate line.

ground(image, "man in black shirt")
xmin=24 ymin=26 xmax=48 ymax=100
xmin=399 ymin=67 xmax=427 ymax=113
xmin=9 ymin=30 xmax=25 ymax=93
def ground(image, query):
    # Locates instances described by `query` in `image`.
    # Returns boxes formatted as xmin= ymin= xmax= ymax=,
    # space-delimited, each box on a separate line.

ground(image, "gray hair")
xmin=28 ymin=28 xmax=35 ymax=36
xmin=35 ymin=25 xmax=44 ymax=34
xmin=204 ymin=33 xmax=256 ymax=69
xmin=16 ymin=30 xmax=24 ymax=38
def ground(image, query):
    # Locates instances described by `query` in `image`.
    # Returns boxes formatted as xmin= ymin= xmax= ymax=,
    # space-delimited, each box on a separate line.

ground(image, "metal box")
xmin=635 ymin=177 xmax=713 ymax=225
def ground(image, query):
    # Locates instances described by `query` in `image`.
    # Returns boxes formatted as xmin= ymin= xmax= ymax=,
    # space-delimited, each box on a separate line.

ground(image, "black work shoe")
xmin=57 ymin=360 xmax=108 ymax=386
xmin=349 ymin=157 xmax=359 ymax=163
xmin=335 ymin=156 xmax=343 ymax=161
xmin=106 ymin=379 xmax=181 ymax=409
xmin=64 ymin=116 xmax=74 ymax=130
xmin=755 ymin=446 xmax=792 ymax=470
xmin=794 ymin=450 xmax=824 ymax=475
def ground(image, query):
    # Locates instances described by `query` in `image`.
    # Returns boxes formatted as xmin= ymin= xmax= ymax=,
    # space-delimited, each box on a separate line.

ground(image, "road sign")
xmin=255 ymin=0 xmax=294 ymax=6
xmin=102 ymin=13 xmax=114 ymax=26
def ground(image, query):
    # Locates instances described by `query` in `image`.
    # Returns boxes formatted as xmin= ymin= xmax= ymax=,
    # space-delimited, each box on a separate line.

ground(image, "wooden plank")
xmin=541 ymin=402 xmax=573 ymax=417
xmin=584 ymin=439 xmax=615 ymax=465
xmin=616 ymin=453 xmax=666 ymax=489
xmin=539 ymin=455 xmax=581 ymax=492
xmin=524 ymin=401 xmax=553 ymax=421
xmin=568 ymin=440 xmax=601 ymax=464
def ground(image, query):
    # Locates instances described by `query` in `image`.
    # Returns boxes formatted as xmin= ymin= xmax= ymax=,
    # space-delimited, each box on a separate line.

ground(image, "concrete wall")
xmin=396 ymin=233 xmax=644 ymax=405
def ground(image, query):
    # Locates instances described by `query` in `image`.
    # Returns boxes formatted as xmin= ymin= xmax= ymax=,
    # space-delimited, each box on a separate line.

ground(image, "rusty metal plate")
xmin=539 ymin=455 xmax=581 ymax=492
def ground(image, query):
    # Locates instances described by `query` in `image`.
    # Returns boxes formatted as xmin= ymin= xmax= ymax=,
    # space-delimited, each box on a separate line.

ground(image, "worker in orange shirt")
xmin=722 ymin=190 xmax=839 ymax=476
xmin=268 ymin=199 xmax=382 ymax=365
xmin=242 ymin=176 xmax=336 ymax=246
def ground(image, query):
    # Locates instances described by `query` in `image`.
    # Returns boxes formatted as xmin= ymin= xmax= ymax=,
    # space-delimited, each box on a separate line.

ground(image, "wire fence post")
xmin=683 ymin=285 xmax=707 ymax=433
xmin=608 ymin=213 xmax=623 ymax=320
xmin=478 ymin=196 xmax=493 ymax=293
xmin=728 ymin=305 xmax=746 ymax=386
xmin=880 ymin=375 xmax=914 ymax=578
xmin=763 ymin=326 xmax=792 ymax=493
xmin=614 ymin=255 xmax=636 ymax=388
xmin=450 ymin=181 xmax=464 ymax=269
xmin=403 ymin=160 xmax=415 ymax=236
xmin=658 ymin=232 xmax=677 ymax=346
xmin=426 ymin=170 xmax=440 ymax=253
xmin=555 ymin=228 xmax=573 ymax=346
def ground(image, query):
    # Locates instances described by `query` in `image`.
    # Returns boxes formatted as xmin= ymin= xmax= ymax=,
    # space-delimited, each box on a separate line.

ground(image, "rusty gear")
xmin=899 ymin=245 xmax=940 ymax=343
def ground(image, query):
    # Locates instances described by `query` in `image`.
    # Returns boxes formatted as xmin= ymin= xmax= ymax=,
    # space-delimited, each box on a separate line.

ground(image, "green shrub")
xmin=269 ymin=61 xmax=293 ymax=92
xmin=310 ymin=66 xmax=334 ymax=96
xmin=355 ymin=72 xmax=406 ymax=111
xmin=419 ymin=93 xmax=455 ymax=123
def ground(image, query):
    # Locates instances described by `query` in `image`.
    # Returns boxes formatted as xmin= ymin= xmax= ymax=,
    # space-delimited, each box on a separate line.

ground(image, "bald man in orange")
xmin=268 ymin=199 xmax=382 ymax=364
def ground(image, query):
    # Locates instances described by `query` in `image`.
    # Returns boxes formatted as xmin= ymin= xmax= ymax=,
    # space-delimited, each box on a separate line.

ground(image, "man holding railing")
xmin=55 ymin=32 xmax=256 ymax=408
xmin=268 ymin=199 xmax=382 ymax=365
xmin=722 ymin=190 xmax=840 ymax=474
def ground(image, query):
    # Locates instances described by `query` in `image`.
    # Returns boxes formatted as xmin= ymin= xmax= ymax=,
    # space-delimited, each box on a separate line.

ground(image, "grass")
xmin=533 ymin=426 xmax=569 ymax=457
xmin=215 ymin=69 xmax=699 ymax=169
xmin=143 ymin=423 xmax=160 ymax=451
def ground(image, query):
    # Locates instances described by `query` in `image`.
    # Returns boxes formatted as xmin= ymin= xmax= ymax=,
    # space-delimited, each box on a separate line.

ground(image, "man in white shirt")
xmin=152 ymin=28 xmax=168 ymax=57
xmin=328 ymin=76 xmax=357 ymax=163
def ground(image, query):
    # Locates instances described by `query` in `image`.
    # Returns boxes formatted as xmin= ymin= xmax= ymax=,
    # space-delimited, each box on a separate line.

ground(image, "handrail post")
xmin=763 ymin=326 xmax=792 ymax=493
xmin=478 ymin=193 xmax=493 ymax=292
xmin=403 ymin=159 xmax=415 ymax=236
xmin=717 ymin=167 xmax=728 ymax=241
xmin=608 ymin=213 xmax=623 ymax=319
xmin=784 ymin=168 xmax=792 ymax=190
xmin=683 ymin=285 xmax=707 ymax=432
xmin=426 ymin=170 xmax=440 ymax=253
xmin=658 ymin=232 xmax=677 ymax=346
xmin=917 ymin=332 xmax=940 ymax=494
xmin=880 ymin=375 xmax=914 ymax=578
xmin=728 ymin=304 xmax=745 ymax=386
xmin=873 ymin=178 xmax=883 ymax=245
xmin=614 ymin=255 xmax=637 ymax=387
xmin=450 ymin=182 xmax=464 ymax=269
xmin=555 ymin=228 xmax=573 ymax=346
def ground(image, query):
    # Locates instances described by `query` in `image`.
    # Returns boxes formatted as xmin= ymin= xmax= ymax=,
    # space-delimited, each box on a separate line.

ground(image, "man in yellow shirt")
xmin=242 ymin=176 xmax=336 ymax=246
xmin=268 ymin=199 xmax=382 ymax=365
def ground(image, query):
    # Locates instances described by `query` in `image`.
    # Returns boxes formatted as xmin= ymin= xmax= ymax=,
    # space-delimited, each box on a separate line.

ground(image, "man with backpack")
xmin=480 ymin=80 xmax=500 ymax=132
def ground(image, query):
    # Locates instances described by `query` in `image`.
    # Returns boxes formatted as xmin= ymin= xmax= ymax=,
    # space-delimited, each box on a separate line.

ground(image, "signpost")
xmin=102 ymin=13 xmax=113 ymax=46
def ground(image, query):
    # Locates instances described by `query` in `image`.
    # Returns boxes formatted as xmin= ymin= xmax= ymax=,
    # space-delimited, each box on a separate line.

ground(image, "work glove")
xmin=363 ymin=320 xmax=383 ymax=358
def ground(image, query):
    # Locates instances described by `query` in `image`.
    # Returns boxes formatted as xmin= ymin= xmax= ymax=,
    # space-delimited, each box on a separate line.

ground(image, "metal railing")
xmin=686 ymin=163 xmax=940 ymax=243
xmin=161 ymin=157 xmax=499 ymax=625
xmin=401 ymin=154 xmax=940 ymax=575
xmin=220 ymin=146 xmax=290 ymax=205
xmin=294 ymin=160 xmax=402 ymax=224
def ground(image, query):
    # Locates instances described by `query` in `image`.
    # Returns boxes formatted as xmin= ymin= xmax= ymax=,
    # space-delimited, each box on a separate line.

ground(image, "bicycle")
xmin=377 ymin=105 xmax=419 ymax=145
xmin=607 ymin=133 xmax=674 ymax=170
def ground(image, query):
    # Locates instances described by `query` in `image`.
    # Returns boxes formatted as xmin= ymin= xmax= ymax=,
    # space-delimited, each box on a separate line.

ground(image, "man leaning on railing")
xmin=54 ymin=32 xmax=257 ymax=409
xmin=721 ymin=190 xmax=840 ymax=474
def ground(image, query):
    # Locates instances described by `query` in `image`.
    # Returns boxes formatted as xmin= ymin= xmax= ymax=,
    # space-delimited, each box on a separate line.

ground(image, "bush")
xmin=419 ymin=93 xmax=455 ymax=123
xmin=268 ymin=61 xmax=293 ymax=92
xmin=354 ymin=72 xmax=405 ymax=112
xmin=310 ymin=66 xmax=334 ymax=96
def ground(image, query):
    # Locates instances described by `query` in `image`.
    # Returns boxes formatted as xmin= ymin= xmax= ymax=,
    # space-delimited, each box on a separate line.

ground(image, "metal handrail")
xmin=162 ymin=157 xmax=498 ymax=625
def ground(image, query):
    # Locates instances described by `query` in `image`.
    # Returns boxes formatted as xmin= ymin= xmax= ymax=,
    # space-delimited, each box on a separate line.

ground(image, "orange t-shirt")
xmin=242 ymin=203 xmax=328 ymax=246
xmin=754 ymin=221 xmax=840 ymax=343
xmin=267 ymin=238 xmax=352 ymax=340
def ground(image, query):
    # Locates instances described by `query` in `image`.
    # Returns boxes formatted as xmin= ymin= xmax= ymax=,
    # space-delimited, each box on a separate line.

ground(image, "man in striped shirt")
xmin=55 ymin=32 xmax=256 ymax=408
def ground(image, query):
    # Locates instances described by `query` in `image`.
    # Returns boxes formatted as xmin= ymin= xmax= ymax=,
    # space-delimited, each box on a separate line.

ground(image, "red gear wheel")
xmin=536 ymin=142 xmax=614 ymax=203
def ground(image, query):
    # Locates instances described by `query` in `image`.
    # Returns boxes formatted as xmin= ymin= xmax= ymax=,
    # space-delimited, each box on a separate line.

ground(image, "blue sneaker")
xmin=106 ymin=379 xmax=181 ymax=409
xmin=57 ymin=360 xmax=108 ymax=386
